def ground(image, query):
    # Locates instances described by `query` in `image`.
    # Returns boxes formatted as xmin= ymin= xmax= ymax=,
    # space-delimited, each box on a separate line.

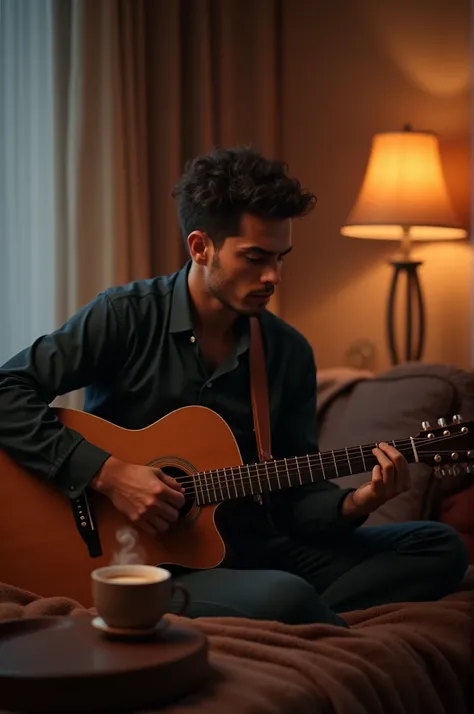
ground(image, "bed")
xmin=0 ymin=569 xmax=473 ymax=714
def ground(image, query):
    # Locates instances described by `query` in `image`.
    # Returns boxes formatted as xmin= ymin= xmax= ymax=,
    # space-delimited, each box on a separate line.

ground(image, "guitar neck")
xmin=194 ymin=437 xmax=419 ymax=506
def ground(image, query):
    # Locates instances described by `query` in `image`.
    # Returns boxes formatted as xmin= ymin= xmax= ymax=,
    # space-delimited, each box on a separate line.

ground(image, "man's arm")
xmin=0 ymin=293 xmax=125 ymax=499
xmin=270 ymin=342 xmax=368 ymax=538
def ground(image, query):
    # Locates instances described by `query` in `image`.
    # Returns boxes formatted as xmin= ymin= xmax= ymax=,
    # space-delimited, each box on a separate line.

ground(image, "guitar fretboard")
xmin=191 ymin=438 xmax=418 ymax=506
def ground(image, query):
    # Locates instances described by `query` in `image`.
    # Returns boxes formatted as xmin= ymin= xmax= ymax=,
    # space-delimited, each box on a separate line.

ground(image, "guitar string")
xmin=167 ymin=431 xmax=465 ymax=491
xmin=182 ymin=450 xmax=473 ymax=505
xmin=174 ymin=446 xmax=470 ymax=495
xmin=170 ymin=436 xmax=469 ymax=500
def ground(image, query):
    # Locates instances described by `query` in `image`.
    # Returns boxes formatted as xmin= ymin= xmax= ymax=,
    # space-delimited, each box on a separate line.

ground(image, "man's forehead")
xmin=240 ymin=213 xmax=292 ymax=238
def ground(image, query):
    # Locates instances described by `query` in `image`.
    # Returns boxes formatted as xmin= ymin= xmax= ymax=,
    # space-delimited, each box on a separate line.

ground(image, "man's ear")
xmin=188 ymin=231 xmax=212 ymax=265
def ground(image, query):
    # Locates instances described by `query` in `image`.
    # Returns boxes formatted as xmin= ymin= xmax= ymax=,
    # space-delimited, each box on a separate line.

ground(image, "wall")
xmin=280 ymin=0 xmax=471 ymax=371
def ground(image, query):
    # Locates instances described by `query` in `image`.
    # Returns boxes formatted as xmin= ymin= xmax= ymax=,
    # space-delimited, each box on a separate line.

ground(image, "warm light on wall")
xmin=341 ymin=125 xmax=467 ymax=365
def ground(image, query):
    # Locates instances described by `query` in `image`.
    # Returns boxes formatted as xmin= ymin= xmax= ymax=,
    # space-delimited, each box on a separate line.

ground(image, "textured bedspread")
xmin=0 ymin=580 xmax=473 ymax=714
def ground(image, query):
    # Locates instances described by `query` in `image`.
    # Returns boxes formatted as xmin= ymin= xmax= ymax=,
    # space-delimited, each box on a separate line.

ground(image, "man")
xmin=0 ymin=147 xmax=467 ymax=626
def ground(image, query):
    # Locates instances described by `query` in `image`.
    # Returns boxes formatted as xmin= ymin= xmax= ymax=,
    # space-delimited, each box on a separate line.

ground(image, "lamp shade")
xmin=341 ymin=127 xmax=467 ymax=241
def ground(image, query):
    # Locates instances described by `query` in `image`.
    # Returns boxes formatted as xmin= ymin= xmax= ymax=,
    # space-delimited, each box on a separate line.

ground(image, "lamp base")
xmin=387 ymin=260 xmax=425 ymax=365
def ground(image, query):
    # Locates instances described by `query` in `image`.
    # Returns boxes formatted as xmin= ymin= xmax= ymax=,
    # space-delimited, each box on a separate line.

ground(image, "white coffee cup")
xmin=91 ymin=564 xmax=189 ymax=630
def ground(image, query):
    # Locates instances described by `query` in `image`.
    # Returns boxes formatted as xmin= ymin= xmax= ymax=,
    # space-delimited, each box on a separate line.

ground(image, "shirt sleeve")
xmin=0 ymin=292 xmax=126 ymax=499
xmin=269 ymin=340 xmax=367 ymax=537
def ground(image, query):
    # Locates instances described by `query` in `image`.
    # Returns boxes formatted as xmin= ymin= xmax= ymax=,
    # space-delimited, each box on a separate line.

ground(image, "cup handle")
xmin=171 ymin=583 xmax=190 ymax=616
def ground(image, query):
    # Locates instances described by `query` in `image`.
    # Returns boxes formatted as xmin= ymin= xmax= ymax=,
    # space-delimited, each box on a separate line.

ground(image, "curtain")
xmin=0 ymin=0 xmax=57 ymax=365
xmin=144 ymin=0 xmax=284 ymax=304
xmin=0 ymin=0 xmax=283 ymax=375
xmin=53 ymin=0 xmax=151 ymax=323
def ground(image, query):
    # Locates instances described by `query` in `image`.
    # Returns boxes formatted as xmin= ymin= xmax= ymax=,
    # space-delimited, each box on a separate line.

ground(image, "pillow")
xmin=438 ymin=485 xmax=474 ymax=563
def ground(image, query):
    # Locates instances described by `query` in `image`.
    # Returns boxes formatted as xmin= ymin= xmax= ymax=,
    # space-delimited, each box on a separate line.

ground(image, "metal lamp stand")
xmin=386 ymin=228 xmax=425 ymax=365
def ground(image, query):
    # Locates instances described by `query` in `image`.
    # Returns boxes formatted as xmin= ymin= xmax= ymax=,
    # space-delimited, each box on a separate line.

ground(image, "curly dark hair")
xmin=172 ymin=146 xmax=317 ymax=251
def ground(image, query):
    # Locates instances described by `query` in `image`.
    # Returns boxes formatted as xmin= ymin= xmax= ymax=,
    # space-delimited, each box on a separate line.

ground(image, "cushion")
xmin=438 ymin=484 xmax=474 ymax=563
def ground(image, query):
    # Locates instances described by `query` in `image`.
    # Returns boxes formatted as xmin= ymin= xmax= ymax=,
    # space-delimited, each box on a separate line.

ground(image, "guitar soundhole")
xmin=161 ymin=466 xmax=197 ymax=519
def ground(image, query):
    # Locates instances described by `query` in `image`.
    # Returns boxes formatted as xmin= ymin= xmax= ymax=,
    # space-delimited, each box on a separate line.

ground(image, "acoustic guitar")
xmin=0 ymin=406 xmax=472 ymax=606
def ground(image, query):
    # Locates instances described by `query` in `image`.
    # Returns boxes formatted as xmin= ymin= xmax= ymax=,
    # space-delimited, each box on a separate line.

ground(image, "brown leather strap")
xmin=249 ymin=316 xmax=272 ymax=462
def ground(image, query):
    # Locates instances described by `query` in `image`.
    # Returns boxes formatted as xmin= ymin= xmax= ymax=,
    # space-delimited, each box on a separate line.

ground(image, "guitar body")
xmin=0 ymin=406 xmax=243 ymax=606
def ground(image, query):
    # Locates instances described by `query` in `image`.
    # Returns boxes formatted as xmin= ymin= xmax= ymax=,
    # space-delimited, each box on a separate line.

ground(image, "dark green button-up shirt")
xmin=0 ymin=261 xmax=361 ymax=545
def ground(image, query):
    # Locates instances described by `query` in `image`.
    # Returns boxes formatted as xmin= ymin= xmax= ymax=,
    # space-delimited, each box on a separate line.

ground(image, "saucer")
xmin=91 ymin=616 xmax=169 ymax=640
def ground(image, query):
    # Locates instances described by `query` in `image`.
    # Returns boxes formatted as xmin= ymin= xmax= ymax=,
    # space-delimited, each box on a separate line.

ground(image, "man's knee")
xmin=409 ymin=522 xmax=469 ymax=583
xmin=261 ymin=570 xmax=347 ymax=627
xmin=431 ymin=522 xmax=468 ymax=579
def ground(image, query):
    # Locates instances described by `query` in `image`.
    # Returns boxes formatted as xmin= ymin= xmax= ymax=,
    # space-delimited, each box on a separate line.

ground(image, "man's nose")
xmin=261 ymin=263 xmax=281 ymax=286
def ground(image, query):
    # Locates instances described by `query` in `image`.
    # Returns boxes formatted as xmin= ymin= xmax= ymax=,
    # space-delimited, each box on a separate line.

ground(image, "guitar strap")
xmin=249 ymin=316 xmax=272 ymax=462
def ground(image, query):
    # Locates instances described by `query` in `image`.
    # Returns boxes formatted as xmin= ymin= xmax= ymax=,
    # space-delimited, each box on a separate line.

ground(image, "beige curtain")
xmin=53 ymin=0 xmax=283 ymax=323
xmin=53 ymin=0 xmax=153 ymax=321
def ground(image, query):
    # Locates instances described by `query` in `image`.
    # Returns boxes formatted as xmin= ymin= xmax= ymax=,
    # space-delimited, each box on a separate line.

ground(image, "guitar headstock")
xmin=415 ymin=414 xmax=474 ymax=473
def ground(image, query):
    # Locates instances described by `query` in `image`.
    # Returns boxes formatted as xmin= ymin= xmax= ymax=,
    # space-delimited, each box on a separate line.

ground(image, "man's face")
xmin=204 ymin=214 xmax=292 ymax=316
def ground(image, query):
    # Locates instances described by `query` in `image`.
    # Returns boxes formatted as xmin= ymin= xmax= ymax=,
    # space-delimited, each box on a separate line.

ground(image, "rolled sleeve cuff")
xmin=53 ymin=439 xmax=111 ymax=499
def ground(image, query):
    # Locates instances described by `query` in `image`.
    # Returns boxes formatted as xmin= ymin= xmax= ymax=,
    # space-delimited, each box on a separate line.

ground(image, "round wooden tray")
xmin=0 ymin=616 xmax=209 ymax=713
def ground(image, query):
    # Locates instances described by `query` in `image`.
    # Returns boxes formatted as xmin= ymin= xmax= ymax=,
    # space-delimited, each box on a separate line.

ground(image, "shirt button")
xmin=207 ymin=382 xmax=213 ymax=388
xmin=190 ymin=335 xmax=196 ymax=343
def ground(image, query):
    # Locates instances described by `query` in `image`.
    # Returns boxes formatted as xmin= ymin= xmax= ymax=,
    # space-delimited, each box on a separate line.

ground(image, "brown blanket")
xmin=0 ymin=582 xmax=473 ymax=714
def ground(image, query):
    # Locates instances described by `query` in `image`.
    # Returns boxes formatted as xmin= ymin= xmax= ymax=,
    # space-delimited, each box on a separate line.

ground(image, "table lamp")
xmin=341 ymin=125 xmax=467 ymax=365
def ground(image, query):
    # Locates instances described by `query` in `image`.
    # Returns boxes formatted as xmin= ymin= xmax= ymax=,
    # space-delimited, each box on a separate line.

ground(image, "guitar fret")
xmin=247 ymin=464 xmax=253 ymax=495
xmin=306 ymin=454 xmax=314 ymax=482
xmin=212 ymin=470 xmax=218 ymax=503
xmin=360 ymin=445 xmax=367 ymax=471
xmin=238 ymin=466 xmax=245 ymax=497
xmin=203 ymin=471 xmax=211 ymax=504
xmin=332 ymin=450 xmax=339 ymax=477
xmin=296 ymin=457 xmax=302 ymax=485
xmin=319 ymin=452 xmax=326 ymax=480
xmin=264 ymin=461 xmax=272 ymax=491
xmin=345 ymin=447 xmax=353 ymax=474
xmin=274 ymin=461 xmax=281 ymax=490
xmin=216 ymin=469 xmax=224 ymax=502
xmin=256 ymin=462 xmax=263 ymax=492
xmin=409 ymin=436 xmax=419 ymax=463
xmin=284 ymin=458 xmax=290 ymax=486
xmin=230 ymin=467 xmax=238 ymax=498
xmin=225 ymin=469 xmax=232 ymax=500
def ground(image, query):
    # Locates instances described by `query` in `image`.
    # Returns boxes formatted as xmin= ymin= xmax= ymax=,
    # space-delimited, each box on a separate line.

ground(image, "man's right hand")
xmin=90 ymin=456 xmax=186 ymax=535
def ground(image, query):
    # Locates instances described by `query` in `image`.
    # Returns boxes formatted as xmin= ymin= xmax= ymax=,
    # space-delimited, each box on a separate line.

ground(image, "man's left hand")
xmin=341 ymin=442 xmax=411 ymax=519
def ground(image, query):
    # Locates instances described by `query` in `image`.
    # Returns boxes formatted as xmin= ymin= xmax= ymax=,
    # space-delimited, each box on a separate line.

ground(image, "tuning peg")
xmin=452 ymin=414 xmax=463 ymax=424
xmin=437 ymin=418 xmax=447 ymax=426
xmin=421 ymin=421 xmax=431 ymax=430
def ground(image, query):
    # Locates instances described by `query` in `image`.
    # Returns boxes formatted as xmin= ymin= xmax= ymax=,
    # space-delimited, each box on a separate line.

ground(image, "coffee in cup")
xmin=91 ymin=564 xmax=189 ymax=630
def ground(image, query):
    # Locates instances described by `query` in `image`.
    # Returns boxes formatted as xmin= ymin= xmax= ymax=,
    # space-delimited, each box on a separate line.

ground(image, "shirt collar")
xmin=169 ymin=259 xmax=250 ymax=355
xmin=169 ymin=261 xmax=194 ymax=333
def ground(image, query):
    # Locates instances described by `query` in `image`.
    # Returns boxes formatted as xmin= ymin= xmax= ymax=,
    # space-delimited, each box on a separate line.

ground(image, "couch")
xmin=317 ymin=361 xmax=474 ymax=564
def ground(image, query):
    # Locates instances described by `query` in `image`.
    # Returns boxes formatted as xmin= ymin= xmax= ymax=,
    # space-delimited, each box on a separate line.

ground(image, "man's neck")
xmin=187 ymin=263 xmax=237 ymax=342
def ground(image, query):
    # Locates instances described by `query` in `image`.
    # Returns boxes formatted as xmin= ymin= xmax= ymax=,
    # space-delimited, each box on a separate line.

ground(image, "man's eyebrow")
xmin=238 ymin=246 xmax=293 ymax=257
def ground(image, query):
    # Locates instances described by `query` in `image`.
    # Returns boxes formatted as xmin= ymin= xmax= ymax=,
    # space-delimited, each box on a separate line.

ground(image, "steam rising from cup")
xmin=110 ymin=527 xmax=146 ymax=565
